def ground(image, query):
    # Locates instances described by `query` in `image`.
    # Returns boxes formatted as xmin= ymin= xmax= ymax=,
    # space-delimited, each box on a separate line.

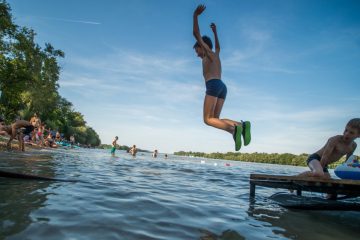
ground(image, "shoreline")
xmin=0 ymin=136 xmax=43 ymax=152
xmin=0 ymin=137 xmax=343 ymax=169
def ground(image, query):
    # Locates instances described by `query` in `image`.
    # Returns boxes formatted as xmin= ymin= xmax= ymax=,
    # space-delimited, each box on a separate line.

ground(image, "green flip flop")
xmin=233 ymin=124 xmax=242 ymax=151
xmin=242 ymin=121 xmax=251 ymax=146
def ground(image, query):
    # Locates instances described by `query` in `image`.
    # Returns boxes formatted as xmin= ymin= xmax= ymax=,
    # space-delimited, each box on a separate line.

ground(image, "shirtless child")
xmin=111 ymin=136 xmax=118 ymax=156
xmin=192 ymin=4 xmax=251 ymax=151
xmin=129 ymin=145 xmax=137 ymax=157
xmin=0 ymin=119 xmax=34 ymax=151
xmin=299 ymin=118 xmax=360 ymax=179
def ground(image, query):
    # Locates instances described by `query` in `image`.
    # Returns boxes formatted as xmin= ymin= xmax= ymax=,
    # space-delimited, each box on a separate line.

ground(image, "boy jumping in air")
xmin=193 ymin=4 xmax=251 ymax=151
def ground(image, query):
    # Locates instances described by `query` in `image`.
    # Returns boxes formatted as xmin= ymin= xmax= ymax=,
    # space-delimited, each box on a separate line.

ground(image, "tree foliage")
xmin=0 ymin=1 xmax=100 ymax=146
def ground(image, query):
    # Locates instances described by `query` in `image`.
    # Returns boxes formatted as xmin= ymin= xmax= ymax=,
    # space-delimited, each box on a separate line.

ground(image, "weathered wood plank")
xmin=249 ymin=174 xmax=360 ymax=197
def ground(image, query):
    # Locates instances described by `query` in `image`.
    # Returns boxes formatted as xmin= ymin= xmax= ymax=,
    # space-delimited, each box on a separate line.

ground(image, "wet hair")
xmin=115 ymin=136 xmax=118 ymax=139
xmin=193 ymin=35 xmax=213 ymax=50
xmin=0 ymin=116 xmax=4 ymax=123
xmin=347 ymin=118 xmax=360 ymax=132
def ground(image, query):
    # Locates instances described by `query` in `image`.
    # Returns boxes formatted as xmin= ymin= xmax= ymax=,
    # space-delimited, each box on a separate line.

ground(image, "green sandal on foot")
xmin=242 ymin=121 xmax=251 ymax=146
xmin=234 ymin=124 xmax=243 ymax=151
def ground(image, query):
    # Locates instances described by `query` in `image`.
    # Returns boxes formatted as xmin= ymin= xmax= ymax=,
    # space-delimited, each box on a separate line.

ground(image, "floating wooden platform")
xmin=250 ymin=174 xmax=360 ymax=197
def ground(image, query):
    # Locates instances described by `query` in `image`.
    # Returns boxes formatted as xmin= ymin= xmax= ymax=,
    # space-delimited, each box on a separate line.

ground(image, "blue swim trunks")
xmin=306 ymin=153 xmax=329 ymax=173
xmin=205 ymin=79 xmax=227 ymax=100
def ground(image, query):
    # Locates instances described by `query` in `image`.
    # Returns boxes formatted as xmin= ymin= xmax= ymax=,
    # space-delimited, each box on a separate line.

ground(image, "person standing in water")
xmin=129 ymin=145 xmax=137 ymax=157
xmin=192 ymin=4 xmax=251 ymax=151
xmin=111 ymin=136 xmax=118 ymax=156
xmin=152 ymin=149 xmax=158 ymax=158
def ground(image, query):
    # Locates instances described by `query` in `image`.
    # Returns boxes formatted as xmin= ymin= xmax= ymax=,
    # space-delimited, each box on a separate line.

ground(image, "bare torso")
xmin=316 ymin=135 xmax=356 ymax=165
xmin=202 ymin=52 xmax=222 ymax=81
xmin=12 ymin=120 xmax=32 ymax=130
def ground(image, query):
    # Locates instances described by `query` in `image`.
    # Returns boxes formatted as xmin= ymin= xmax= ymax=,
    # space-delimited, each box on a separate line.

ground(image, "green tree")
xmin=0 ymin=0 xmax=101 ymax=146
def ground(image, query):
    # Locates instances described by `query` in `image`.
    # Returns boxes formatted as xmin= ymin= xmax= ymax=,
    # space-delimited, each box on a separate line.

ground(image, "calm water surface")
xmin=0 ymin=148 xmax=359 ymax=240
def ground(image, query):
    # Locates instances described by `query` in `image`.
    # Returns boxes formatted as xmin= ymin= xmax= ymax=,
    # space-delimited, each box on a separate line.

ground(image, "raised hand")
xmin=210 ymin=22 xmax=217 ymax=32
xmin=194 ymin=4 xmax=206 ymax=16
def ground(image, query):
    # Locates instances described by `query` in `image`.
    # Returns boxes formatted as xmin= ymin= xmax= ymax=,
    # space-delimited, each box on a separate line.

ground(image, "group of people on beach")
xmin=0 ymin=113 xmax=76 ymax=151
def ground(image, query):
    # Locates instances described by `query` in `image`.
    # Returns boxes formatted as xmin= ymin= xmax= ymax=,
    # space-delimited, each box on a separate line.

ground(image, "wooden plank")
xmin=249 ymin=173 xmax=360 ymax=196
xmin=250 ymin=174 xmax=360 ymax=185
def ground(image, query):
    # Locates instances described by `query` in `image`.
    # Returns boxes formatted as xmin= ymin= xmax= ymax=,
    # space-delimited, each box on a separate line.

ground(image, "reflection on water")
xmin=0 ymin=149 xmax=359 ymax=240
xmin=0 ymin=151 xmax=54 ymax=239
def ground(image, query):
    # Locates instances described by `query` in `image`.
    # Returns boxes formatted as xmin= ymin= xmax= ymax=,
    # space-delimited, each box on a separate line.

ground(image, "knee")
xmin=203 ymin=117 xmax=211 ymax=126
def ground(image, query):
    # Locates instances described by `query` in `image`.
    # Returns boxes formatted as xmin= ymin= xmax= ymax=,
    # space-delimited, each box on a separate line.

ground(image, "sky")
xmin=7 ymin=0 xmax=360 ymax=154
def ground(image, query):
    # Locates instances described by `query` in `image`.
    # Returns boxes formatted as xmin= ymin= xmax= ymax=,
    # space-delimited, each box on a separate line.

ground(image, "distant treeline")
xmin=173 ymin=151 xmax=345 ymax=168
xmin=0 ymin=1 xmax=100 ymax=146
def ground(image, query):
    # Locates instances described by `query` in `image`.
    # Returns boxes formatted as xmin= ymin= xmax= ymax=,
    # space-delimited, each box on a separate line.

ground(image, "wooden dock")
xmin=250 ymin=174 xmax=360 ymax=197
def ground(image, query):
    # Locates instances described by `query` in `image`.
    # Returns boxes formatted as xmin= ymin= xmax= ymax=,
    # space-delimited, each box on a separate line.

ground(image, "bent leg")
xmin=203 ymin=95 xmax=235 ymax=134
xmin=213 ymin=98 xmax=241 ymax=126
xmin=308 ymin=160 xmax=326 ymax=178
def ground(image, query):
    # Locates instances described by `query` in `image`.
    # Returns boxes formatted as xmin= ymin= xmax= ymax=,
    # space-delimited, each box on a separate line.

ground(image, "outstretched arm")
xmin=210 ymin=23 xmax=220 ymax=53
xmin=193 ymin=5 xmax=213 ymax=60
xmin=193 ymin=5 xmax=205 ymax=42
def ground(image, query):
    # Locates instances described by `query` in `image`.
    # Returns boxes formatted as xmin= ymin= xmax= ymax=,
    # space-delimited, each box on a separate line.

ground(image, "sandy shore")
xmin=0 ymin=136 xmax=42 ymax=152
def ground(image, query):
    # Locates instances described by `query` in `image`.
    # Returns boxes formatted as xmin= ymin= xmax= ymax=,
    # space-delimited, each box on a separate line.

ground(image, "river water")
xmin=0 ymin=148 xmax=359 ymax=240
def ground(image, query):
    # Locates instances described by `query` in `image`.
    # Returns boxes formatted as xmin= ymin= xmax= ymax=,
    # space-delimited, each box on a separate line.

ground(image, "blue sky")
xmin=8 ymin=0 xmax=360 ymax=154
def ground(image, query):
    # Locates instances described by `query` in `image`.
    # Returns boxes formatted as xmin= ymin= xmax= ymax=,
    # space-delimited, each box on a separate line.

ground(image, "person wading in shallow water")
xmin=111 ymin=136 xmax=118 ymax=156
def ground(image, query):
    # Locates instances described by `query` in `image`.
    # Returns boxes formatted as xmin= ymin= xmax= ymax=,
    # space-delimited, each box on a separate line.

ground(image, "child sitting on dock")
xmin=299 ymin=118 xmax=360 ymax=179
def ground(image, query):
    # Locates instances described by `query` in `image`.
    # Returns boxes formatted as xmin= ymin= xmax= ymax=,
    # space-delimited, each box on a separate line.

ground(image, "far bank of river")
xmin=173 ymin=151 xmax=346 ymax=169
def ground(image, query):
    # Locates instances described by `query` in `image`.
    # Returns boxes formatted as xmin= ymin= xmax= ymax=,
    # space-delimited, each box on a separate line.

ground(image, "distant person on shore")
xmin=192 ymin=4 xmax=251 ymax=151
xmin=111 ymin=136 xmax=118 ymax=156
xmin=29 ymin=113 xmax=41 ymax=128
xmin=37 ymin=124 xmax=45 ymax=146
xmin=45 ymin=132 xmax=57 ymax=148
xmin=55 ymin=130 xmax=61 ymax=142
xmin=152 ymin=149 xmax=158 ymax=158
xmin=0 ymin=119 xmax=34 ymax=151
xmin=70 ymin=135 xmax=75 ymax=146
xmin=129 ymin=145 xmax=137 ymax=157
xmin=0 ymin=116 xmax=6 ymax=135
xmin=298 ymin=118 xmax=360 ymax=179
